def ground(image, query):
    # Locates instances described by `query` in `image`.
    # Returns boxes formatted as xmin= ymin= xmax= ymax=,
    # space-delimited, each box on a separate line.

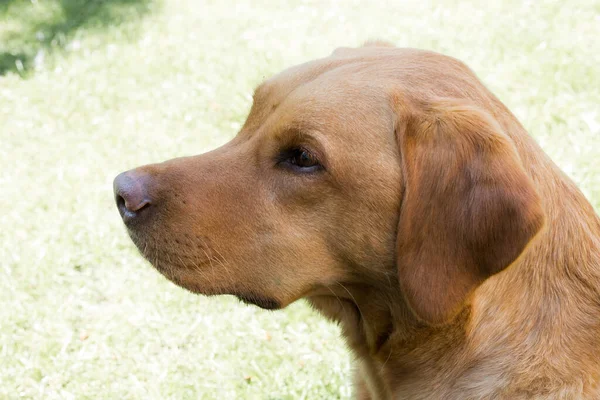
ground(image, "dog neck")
xmin=307 ymin=274 xmax=467 ymax=399
xmin=307 ymin=188 xmax=600 ymax=398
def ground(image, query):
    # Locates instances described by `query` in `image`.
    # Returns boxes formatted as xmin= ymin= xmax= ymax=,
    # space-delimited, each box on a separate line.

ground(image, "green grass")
xmin=1 ymin=0 xmax=599 ymax=398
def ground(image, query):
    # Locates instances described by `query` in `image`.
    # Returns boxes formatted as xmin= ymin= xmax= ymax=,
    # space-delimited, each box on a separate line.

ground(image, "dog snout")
xmin=113 ymin=170 xmax=152 ymax=224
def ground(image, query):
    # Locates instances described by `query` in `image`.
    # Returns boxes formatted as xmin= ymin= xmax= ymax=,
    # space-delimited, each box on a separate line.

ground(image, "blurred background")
xmin=0 ymin=0 xmax=598 ymax=398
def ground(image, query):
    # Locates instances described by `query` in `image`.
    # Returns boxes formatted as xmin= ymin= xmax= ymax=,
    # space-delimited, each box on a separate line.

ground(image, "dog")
xmin=114 ymin=43 xmax=600 ymax=399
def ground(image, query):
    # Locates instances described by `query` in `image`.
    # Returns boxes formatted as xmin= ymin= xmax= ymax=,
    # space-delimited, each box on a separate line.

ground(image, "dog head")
xmin=114 ymin=45 xmax=544 ymax=323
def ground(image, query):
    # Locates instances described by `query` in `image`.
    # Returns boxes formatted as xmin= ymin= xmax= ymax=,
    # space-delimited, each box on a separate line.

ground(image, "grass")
xmin=0 ymin=0 xmax=599 ymax=398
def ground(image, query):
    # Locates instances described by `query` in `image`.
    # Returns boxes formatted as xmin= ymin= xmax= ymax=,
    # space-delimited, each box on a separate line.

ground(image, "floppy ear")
xmin=396 ymin=99 xmax=545 ymax=324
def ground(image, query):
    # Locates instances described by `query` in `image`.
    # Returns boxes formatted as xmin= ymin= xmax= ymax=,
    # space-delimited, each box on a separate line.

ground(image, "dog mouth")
xmin=232 ymin=292 xmax=282 ymax=310
xmin=125 ymin=230 xmax=282 ymax=310
xmin=125 ymin=230 xmax=217 ymax=288
xmin=127 ymin=229 xmax=214 ymax=268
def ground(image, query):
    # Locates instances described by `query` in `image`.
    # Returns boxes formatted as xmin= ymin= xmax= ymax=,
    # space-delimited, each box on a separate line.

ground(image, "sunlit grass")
xmin=1 ymin=0 xmax=599 ymax=398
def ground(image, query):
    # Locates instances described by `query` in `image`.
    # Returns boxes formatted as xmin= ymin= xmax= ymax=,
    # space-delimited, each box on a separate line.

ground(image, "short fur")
xmin=115 ymin=44 xmax=600 ymax=399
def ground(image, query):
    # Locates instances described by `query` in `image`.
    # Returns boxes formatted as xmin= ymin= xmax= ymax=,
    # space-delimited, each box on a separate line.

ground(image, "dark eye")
xmin=279 ymin=147 xmax=323 ymax=172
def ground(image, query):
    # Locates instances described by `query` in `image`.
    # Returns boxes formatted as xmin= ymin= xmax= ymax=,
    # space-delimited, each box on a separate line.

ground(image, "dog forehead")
xmin=244 ymin=47 xmax=479 ymax=140
xmin=257 ymin=46 xmax=426 ymax=101
xmin=242 ymin=58 xmax=391 ymax=136
xmin=254 ymin=47 xmax=453 ymax=112
xmin=253 ymin=57 xmax=356 ymax=104
xmin=266 ymin=61 xmax=392 ymax=112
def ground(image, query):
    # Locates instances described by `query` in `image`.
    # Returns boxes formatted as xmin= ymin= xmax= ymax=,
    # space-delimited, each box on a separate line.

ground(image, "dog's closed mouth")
xmin=234 ymin=292 xmax=281 ymax=310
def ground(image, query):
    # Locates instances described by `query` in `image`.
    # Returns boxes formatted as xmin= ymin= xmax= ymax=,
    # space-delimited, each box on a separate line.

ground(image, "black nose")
xmin=113 ymin=170 xmax=152 ymax=224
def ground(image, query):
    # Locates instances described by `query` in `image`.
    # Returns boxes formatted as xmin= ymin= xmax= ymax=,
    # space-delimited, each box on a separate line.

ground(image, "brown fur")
xmin=115 ymin=44 xmax=600 ymax=399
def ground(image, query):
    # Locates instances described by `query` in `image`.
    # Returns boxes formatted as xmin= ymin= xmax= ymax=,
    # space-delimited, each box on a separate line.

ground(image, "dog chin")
xmin=151 ymin=267 xmax=283 ymax=311
xmin=234 ymin=292 xmax=282 ymax=310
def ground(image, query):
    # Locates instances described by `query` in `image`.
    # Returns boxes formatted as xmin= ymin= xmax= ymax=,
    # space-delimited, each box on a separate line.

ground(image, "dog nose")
xmin=113 ymin=170 xmax=152 ymax=223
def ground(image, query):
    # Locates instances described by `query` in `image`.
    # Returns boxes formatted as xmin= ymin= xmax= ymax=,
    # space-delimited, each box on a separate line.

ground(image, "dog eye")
xmin=291 ymin=149 xmax=318 ymax=167
xmin=279 ymin=147 xmax=322 ymax=172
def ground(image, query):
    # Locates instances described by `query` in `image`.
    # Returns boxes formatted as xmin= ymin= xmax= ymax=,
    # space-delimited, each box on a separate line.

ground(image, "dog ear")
xmin=395 ymin=99 xmax=545 ymax=324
